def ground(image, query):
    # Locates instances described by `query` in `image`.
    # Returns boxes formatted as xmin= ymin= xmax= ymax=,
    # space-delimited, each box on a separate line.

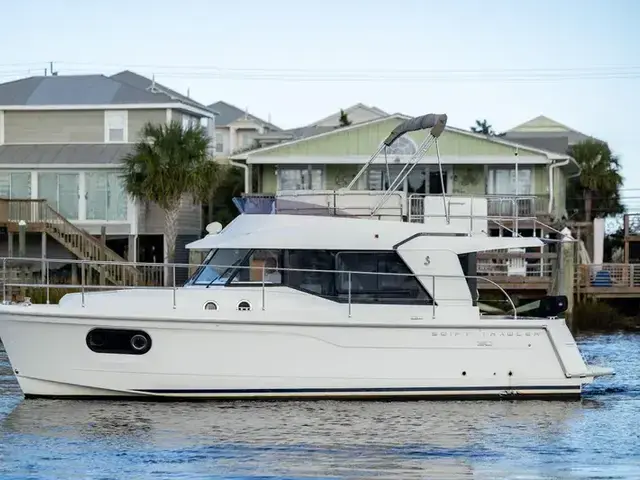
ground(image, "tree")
xmin=202 ymin=165 xmax=245 ymax=227
xmin=470 ymin=119 xmax=495 ymax=135
xmin=339 ymin=109 xmax=352 ymax=127
xmin=121 ymin=120 xmax=216 ymax=275
xmin=566 ymin=139 xmax=624 ymax=222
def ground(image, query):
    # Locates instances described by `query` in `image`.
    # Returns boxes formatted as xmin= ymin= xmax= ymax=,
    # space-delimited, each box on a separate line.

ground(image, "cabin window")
xmin=188 ymin=248 xmax=251 ymax=285
xmin=285 ymin=250 xmax=336 ymax=296
xmin=229 ymin=249 xmax=283 ymax=284
xmin=335 ymin=252 xmax=432 ymax=304
xmin=187 ymin=248 xmax=432 ymax=305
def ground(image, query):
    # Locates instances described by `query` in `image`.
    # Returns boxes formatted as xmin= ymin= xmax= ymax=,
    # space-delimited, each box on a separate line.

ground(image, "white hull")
xmin=0 ymin=288 xmax=608 ymax=401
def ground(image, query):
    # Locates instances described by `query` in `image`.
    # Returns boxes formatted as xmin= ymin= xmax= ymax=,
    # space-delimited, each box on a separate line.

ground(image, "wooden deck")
xmin=0 ymin=198 xmax=139 ymax=285
xmin=575 ymin=263 xmax=640 ymax=299
xmin=477 ymin=275 xmax=551 ymax=291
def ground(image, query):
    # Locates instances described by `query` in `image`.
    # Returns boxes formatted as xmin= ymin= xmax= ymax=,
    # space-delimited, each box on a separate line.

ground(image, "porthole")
xmin=237 ymin=300 xmax=252 ymax=311
xmin=86 ymin=328 xmax=152 ymax=355
xmin=204 ymin=301 xmax=218 ymax=311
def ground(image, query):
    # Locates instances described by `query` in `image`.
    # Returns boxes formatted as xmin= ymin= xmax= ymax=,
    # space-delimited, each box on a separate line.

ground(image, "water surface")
xmin=1 ymin=334 xmax=638 ymax=479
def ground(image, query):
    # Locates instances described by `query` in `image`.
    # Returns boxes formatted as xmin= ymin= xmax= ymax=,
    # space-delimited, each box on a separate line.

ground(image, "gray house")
xmin=0 ymin=70 xmax=217 ymax=284
xmin=209 ymin=100 xmax=281 ymax=158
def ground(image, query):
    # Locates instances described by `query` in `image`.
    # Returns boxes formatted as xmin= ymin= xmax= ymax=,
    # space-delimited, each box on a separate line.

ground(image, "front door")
xmin=428 ymin=169 xmax=448 ymax=194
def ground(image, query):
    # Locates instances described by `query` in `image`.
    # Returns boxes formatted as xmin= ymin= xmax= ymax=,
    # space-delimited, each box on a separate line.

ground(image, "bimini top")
xmin=186 ymin=214 xmax=545 ymax=253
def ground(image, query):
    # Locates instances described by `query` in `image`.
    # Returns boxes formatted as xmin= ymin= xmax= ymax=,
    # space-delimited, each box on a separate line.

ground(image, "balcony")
xmin=485 ymin=195 xmax=549 ymax=217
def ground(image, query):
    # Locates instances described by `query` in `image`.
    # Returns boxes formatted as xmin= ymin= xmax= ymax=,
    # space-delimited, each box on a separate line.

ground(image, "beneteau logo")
xmin=424 ymin=256 xmax=431 ymax=266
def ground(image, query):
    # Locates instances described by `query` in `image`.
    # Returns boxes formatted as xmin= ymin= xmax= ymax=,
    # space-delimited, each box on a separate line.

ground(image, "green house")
xmin=230 ymin=113 xmax=579 ymax=230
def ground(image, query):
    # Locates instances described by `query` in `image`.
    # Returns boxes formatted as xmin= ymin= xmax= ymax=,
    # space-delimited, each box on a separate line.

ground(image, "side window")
xmin=189 ymin=248 xmax=251 ymax=285
xmin=285 ymin=250 xmax=336 ymax=296
xmin=230 ymin=250 xmax=283 ymax=284
xmin=335 ymin=252 xmax=432 ymax=305
xmin=104 ymin=110 xmax=127 ymax=143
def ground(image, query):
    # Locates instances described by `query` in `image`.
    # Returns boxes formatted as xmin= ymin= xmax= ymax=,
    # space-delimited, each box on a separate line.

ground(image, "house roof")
xmin=505 ymin=115 xmax=596 ymax=146
xmin=232 ymin=113 xmax=575 ymax=162
xmin=0 ymin=71 xmax=214 ymax=115
xmin=0 ymin=144 xmax=133 ymax=166
xmin=304 ymin=103 xmax=389 ymax=127
xmin=209 ymin=100 xmax=281 ymax=130
xmin=109 ymin=70 xmax=213 ymax=112
xmin=0 ymin=74 xmax=164 ymax=106
xmin=508 ymin=115 xmax=577 ymax=134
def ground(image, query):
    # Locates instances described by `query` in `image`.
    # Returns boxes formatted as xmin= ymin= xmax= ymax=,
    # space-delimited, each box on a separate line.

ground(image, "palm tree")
xmin=121 ymin=120 xmax=219 ymax=280
xmin=567 ymin=139 xmax=624 ymax=222
xmin=470 ymin=119 xmax=495 ymax=135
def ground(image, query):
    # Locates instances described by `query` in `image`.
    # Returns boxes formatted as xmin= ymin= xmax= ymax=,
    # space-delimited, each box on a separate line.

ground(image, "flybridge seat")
xmin=234 ymin=190 xmax=490 ymax=236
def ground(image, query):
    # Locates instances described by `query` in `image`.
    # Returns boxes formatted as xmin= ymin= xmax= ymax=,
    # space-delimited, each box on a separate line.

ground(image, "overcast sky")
xmin=3 ymin=0 xmax=639 ymax=205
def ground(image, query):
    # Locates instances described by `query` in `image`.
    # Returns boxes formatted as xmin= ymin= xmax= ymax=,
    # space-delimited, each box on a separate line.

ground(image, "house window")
xmin=367 ymin=166 xmax=403 ymax=191
xmin=487 ymin=167 xmax=534 ymax=216
xmin=277 ymin=166 xmax=324 ymax=191
xmin=215 ymin=133 xmax=224 ymax=153
xmin=385 ymin=136 xmax=418 ymax=157
xmin=487 ymin=168 xmax=533 ymax=195
xmin=86 ymin=172 xmax=128 ymax=221
xmin=0 ymin=172 xmax=31 ymax=198
xmin=105 ymin=111 xmax=127 ymax=143
xmin=38 ymin=172 xmax=79 ymax=220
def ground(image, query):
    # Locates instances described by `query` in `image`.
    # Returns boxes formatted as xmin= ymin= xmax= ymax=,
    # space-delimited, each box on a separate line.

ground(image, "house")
xmin=0 ymin=71 xmax=217 ymax=284
xmin=502 ymin=115 xmax=596 ymax=153
xmin=208 ymin=101 xmax=281 ymax=158
xmin=251 ymin=103 xmax=389 ymax=149
xmin=229 ymin=112 xmax=580 ymax=232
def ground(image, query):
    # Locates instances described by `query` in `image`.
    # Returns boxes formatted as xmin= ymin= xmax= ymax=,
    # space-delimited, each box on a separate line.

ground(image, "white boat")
xmin=0 ymin=113 xmax=613 ymax=400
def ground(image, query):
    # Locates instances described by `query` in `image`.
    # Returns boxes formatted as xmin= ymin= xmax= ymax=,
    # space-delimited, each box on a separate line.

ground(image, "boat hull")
xmin=0 ymin=308 xmax=595 ymax=401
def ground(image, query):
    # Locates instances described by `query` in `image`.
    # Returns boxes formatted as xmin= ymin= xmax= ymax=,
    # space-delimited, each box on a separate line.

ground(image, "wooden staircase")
xmin=0 ymin=198 xmax=140 ymax=286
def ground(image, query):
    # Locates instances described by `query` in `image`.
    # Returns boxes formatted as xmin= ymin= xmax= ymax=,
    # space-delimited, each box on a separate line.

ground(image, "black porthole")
xmin=204 ymin=301 xmax=218 ymax=311
xmin=237 ymin=300 xmax=252 ymax=311
xmin=86 ymin=328 xmax=152 ymax=355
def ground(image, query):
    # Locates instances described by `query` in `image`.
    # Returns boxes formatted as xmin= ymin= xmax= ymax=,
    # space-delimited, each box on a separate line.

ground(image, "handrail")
xmin=0 ymin=198 xmax=139 ymax=285
xmin=0 ymin=256 xmax=523 ymax=318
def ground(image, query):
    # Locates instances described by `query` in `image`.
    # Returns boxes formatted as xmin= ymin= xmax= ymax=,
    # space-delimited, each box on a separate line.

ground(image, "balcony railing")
xmin=575 ymin=264 xmax=640 ymax=289
xmin=485 ymin=195 xmax=549 ymax=217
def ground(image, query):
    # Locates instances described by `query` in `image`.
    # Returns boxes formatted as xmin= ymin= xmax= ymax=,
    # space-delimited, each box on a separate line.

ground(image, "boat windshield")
xmin=188 ymin=248 xmax=250 ymax=286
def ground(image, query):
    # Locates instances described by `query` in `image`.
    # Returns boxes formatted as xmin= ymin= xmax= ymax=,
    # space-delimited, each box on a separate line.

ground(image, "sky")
xmin=2 ymin=0 xmax=639 ymax=205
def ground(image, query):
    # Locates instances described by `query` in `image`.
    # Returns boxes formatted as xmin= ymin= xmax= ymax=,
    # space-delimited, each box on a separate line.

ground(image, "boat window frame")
xmin=226 ymin=249 xmax=286 ymax=285
xmin=333 ymin=250 xmax=434 ymax=305
xmin=223 ymin=248 xmax=434 ymax=305
xmin=186 ymin=248 xmax=253 ymax=286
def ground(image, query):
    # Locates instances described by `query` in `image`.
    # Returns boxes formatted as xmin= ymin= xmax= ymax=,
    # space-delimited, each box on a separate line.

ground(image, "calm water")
xmin=1 ymin=334 xmax=639 ymax=480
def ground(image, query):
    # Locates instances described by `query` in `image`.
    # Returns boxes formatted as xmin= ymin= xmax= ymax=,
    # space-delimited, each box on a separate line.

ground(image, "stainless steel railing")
xmin=0 ymin=256 xmax=518 ymax=319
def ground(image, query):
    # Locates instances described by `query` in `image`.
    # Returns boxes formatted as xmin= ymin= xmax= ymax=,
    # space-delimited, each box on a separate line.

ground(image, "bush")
xmin=573 ymin=301 xmax=638 ymax=332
